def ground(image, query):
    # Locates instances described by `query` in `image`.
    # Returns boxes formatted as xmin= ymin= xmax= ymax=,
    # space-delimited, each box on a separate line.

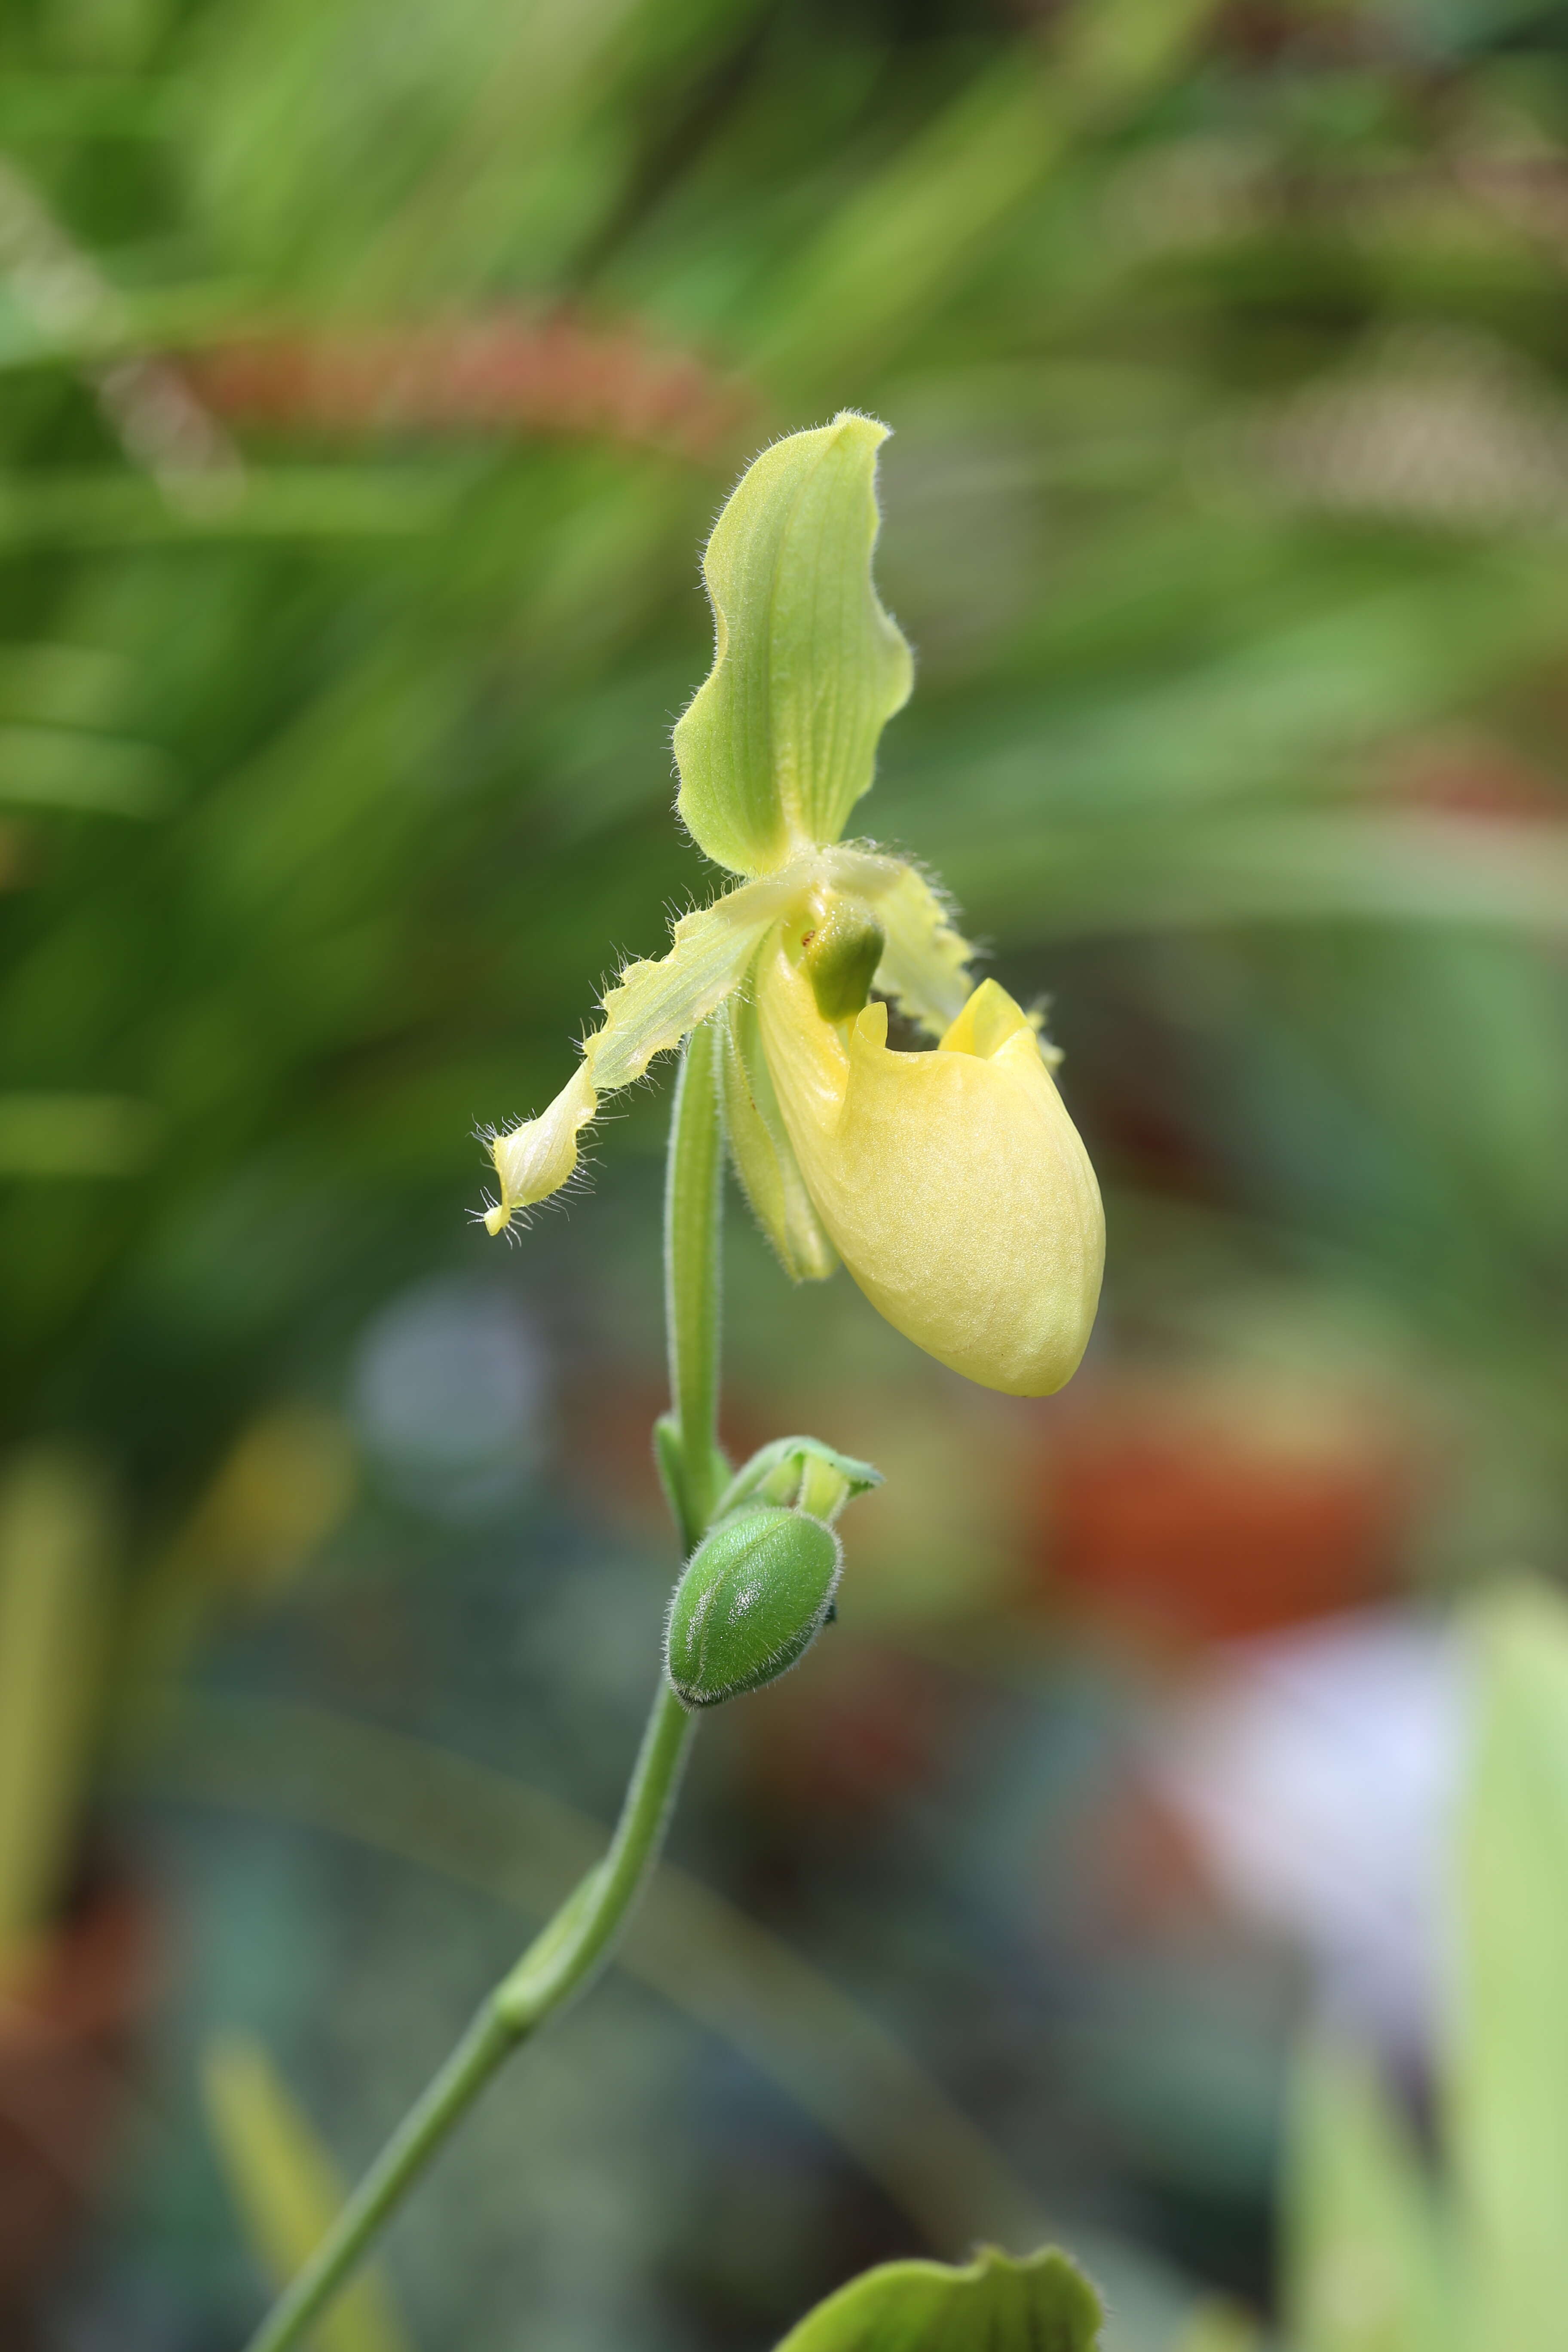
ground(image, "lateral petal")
xmin=485 ymin=869 xmax=804 ymax=1231
xmin=717 ymin=980 xmax=838 ymax=1283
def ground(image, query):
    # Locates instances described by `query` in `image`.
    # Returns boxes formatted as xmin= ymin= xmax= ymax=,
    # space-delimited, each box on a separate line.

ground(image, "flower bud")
xmin=665 ymin=1505 xmax=842 ymax=1710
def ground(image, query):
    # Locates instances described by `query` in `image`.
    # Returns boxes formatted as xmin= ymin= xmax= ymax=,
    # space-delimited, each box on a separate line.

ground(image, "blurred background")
xmin=3 ymin=0 xmax=1568 ymax=2343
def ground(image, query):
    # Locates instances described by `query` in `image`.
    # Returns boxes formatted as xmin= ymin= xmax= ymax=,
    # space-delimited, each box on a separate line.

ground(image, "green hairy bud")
xmin=665 ymin=1505 xmax=842 ymax=1710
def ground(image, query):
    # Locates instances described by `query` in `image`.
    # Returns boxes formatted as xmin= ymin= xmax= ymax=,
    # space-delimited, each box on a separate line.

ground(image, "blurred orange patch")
xmin=184 ymin=310 xmax=753 ymax=460
xmin=1035 ymin=1377 xmax=1414 ymax=1647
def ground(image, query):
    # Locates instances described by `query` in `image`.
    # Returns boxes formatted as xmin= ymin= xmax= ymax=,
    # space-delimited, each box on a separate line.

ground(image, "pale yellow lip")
xmin=754 ymin=940 xmax=1105 ymax=1399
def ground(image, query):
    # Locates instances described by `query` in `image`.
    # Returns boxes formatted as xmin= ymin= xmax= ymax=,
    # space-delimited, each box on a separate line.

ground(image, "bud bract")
xmin=665 ymin=1505 xmax=842 ymax=1710
xmin=713 ymin=1433 xmax=881 ymax=1526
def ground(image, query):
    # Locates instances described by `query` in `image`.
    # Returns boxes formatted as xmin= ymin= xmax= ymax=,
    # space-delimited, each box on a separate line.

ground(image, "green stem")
xmin=241 ymin=1029 xmax=728 ymax=2352
xmin=662 ymin=1018 xmax=726 ymax=1548
xmin=496 ymin=1682 xmax=692 ymax=2027
xmin=242 ymin=2003 xmax=511 ymax=2352
xmin=241 ymin=1686 xmax=694 ymax=2352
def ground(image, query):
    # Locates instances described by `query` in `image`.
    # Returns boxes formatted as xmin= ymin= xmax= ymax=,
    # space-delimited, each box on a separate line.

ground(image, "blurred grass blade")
xmin=0 ymin=150 xmax=238 ymax=499
xmin=0 ymin=1449 xmax=112 ymax=1966
xmin=946 ymin=815 xmax=1568 ymax=940
xmin=165 ymin=1407 xmax=356 ymax=1602
xmin=1173 ymin=2302 xmax=1262 ymax=2352
xmin=1051 ymin=0 xmax=1217 ymax=113
xmin=1283 ymin=2036 xmax=1456 ymax=2352
xmin=760 ymin=63 xmax=1065 ymax=383
xmin=761 ymin=0 xmax=1217 ymax=383
xmin=0 ymin=640 xmax=133 ymax=725
xmin=0 ymin=73 xmax=179 ymax=143
xmin=1449 ymin=1582 xmax=1568 ymax=2352
xmin=202 ymin=2033 xmax=413 ymax=2352
xmin=0 ymin=723 xmax=173 ymax=817
xmin=772 ymin=2245 xmax=1102 ymax=2352
xmin=0 ymin=1093 xmax=161 ymax=1175
xmin=0 ymin=469 xmax=453 ymax=547
xmin=118 ymin=1407 xmax=357 ymax=1749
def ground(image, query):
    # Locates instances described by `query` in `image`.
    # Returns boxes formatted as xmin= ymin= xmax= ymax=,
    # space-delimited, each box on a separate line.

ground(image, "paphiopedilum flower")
xmin=483 ymin=413 xmax=1104 ymax=1396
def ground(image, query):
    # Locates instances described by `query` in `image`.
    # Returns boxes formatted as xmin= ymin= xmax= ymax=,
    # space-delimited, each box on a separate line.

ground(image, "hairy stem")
xmin=663 ymin=1019 xmax=726 ymax=1547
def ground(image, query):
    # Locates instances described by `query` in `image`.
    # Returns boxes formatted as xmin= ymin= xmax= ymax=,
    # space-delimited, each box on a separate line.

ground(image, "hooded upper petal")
xmin=755 ymin=913 xmax=1104 ymax=1396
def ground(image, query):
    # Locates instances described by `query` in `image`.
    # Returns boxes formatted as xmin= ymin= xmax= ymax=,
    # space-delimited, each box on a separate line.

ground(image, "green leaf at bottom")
xmin=774 ymin=2244 xmax=1103 ymax=2352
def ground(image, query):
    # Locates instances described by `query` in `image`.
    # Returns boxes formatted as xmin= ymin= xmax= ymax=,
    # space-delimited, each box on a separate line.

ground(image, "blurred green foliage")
xmin=4 ymin=0 xmax=1568 ymax=1633
xmin=203 ymin=2032 xmax=412 ymax=2352
xmin=0 ymin=1445 xmax=108 ymax=1957
xmin=1280 ymin=1581 xmax=1568 ymax=2352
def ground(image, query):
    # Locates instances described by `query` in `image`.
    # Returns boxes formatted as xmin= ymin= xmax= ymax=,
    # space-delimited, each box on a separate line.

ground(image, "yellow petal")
xmin=485 ymin=1065 xmax=595 ymax=1233
xmin=755 ymin=922 xmax=1104 ymax=1396
xmin=716 ymin=987 xmax=838 ymax=1283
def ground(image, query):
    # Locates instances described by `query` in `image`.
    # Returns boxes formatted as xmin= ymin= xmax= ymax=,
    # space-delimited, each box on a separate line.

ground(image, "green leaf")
xmin=773 ymin=2244 xmax=1102 ymax=2352
xmin=1449 ymin=1580 xmax=1568 ymax=2352
xmin=202 ymin=2033 xmax=413 ymax=2352
xmin=1283 ymin=2035 xmax=1456 ymax=2352
xmin=673 ymin=413 xmax=912 ymax=877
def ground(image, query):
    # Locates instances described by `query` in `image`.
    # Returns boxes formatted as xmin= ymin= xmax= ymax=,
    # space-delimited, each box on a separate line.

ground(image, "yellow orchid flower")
xmin=483 ymin=412 xmax=1104 ymax=1397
